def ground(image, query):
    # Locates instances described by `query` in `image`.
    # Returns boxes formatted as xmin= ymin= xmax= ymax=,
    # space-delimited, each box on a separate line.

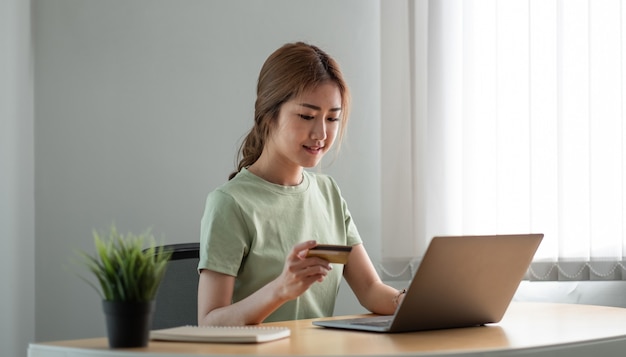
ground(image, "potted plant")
xmin=76 ymin=225 xmax=172 ymax=348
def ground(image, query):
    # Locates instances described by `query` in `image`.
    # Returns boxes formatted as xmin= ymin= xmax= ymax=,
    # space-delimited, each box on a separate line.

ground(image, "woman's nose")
xmin=311 ymin=118 xmax=327 ymax=140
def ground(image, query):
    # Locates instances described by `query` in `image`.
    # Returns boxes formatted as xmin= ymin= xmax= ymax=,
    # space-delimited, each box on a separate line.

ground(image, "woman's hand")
xmin=273 ymin=240 xmax=333 ymax=301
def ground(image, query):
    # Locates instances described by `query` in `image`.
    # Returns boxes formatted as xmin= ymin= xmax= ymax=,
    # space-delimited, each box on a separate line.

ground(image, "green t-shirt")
xmin=198 ymin=168 xmax=362 ymax=322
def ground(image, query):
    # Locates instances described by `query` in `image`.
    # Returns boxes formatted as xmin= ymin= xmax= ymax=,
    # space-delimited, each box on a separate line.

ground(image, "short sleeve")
xmin=344 ymin=205 xmax=363 ymax=247
xmin=326 ymin=175 xmax=363 ymax=247
xmin=198 ymin=190 xmax=250 ymax=276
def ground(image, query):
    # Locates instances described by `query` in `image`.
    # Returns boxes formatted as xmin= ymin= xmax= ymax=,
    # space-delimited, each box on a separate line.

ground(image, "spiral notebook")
xmin=150 ymin=325 xmax=291 ymax=343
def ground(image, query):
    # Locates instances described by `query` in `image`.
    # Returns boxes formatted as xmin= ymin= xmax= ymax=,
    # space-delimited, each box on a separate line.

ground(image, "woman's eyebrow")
xmin=299 ymin=103 xmax=342 ymax=112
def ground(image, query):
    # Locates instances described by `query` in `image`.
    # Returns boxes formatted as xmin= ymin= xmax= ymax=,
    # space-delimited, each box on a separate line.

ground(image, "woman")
xmin=198 ymin=42 xmax=404 ymax=326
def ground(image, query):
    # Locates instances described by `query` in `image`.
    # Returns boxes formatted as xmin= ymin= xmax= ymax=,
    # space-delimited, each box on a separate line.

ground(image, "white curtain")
xmin=381 ymin=0 xmax=626 ymax=281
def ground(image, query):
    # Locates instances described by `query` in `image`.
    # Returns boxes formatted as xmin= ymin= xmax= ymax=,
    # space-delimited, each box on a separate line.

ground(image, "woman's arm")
xmin=197 ymin=240 xmax=333 ymax=326
xmin=197 ymin=269 xmax=284 ymax=325
xmin=343 ymin=244 xmax=403 ymax=315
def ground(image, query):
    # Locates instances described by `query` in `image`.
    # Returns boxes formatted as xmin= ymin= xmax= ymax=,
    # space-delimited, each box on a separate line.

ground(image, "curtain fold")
xmin=381 ymin=0 xmax=626 ymax=281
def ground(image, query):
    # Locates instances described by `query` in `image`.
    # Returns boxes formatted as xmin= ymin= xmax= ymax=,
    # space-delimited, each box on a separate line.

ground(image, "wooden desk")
xmin=28 ymin=302 xmax=626 ymax=357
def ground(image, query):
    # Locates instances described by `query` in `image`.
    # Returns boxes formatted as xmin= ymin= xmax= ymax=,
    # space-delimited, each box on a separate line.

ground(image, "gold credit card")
xmin=306 ymin=244 xmax=352 ymax=264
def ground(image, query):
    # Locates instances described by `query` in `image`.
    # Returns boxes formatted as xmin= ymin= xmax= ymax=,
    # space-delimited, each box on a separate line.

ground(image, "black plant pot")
xmin=102 ymin=300 xmax=155 ymax=348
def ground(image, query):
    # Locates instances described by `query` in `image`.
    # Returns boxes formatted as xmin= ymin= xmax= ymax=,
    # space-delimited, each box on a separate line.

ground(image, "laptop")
xmin=313 ymin=233 xmax=543 ymax=333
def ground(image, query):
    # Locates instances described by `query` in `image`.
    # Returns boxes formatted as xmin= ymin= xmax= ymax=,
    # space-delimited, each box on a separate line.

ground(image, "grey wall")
xmin=33 ymin=0 xmax=381 ymax=342
xmin=1 ymin=0 xmax=35 ymax=356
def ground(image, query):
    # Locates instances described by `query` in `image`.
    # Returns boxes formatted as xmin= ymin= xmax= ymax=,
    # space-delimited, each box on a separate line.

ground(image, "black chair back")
xmin=151 ymin=243 xmax=200 ymax=329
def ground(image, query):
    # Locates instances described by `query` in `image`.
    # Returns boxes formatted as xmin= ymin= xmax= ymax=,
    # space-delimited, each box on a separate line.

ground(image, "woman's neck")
xmin=248 ymin=157 xmax=303 ymax=186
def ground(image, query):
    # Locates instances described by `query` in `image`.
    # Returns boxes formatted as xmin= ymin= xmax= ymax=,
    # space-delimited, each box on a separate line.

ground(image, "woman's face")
xmin=267 ymin=82 xmax=342 ymax=170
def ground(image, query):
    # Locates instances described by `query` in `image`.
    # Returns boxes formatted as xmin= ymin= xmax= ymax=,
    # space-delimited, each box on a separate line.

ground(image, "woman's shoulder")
xmin=205 ymin=168 xmax=270 ymax=205
xmin=212 ymin=169 xmax=258 ymax=191
xmin=305 ymin=171 xmax=342 ymax=194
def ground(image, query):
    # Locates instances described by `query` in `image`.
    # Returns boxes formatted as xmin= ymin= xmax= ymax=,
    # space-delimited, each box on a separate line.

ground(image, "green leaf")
xmin=72 ymin=224 xmax=173 ymax=302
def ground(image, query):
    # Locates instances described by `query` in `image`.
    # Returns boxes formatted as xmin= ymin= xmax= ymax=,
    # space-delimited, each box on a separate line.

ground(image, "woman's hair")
xmin=228 ymin=42 xmax=351 ymax=180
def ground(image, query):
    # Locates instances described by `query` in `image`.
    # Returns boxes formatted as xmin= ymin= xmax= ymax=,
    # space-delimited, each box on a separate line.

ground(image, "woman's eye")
xmin=327 ymin=117 xmax=340 ymax=122
xmin=299 ymin=114 xmax=315 ymax=120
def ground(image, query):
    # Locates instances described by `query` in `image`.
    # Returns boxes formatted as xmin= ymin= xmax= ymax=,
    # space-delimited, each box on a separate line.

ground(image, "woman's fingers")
xmin=291 ymin=240 xmax=317 ymax=260
xmin=277 ymin=240 xmax=335 ymax=299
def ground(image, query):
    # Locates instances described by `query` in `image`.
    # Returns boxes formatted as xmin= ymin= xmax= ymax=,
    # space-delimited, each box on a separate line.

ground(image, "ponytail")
xmin=229 ymin=117 xmax=272 ymax=180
